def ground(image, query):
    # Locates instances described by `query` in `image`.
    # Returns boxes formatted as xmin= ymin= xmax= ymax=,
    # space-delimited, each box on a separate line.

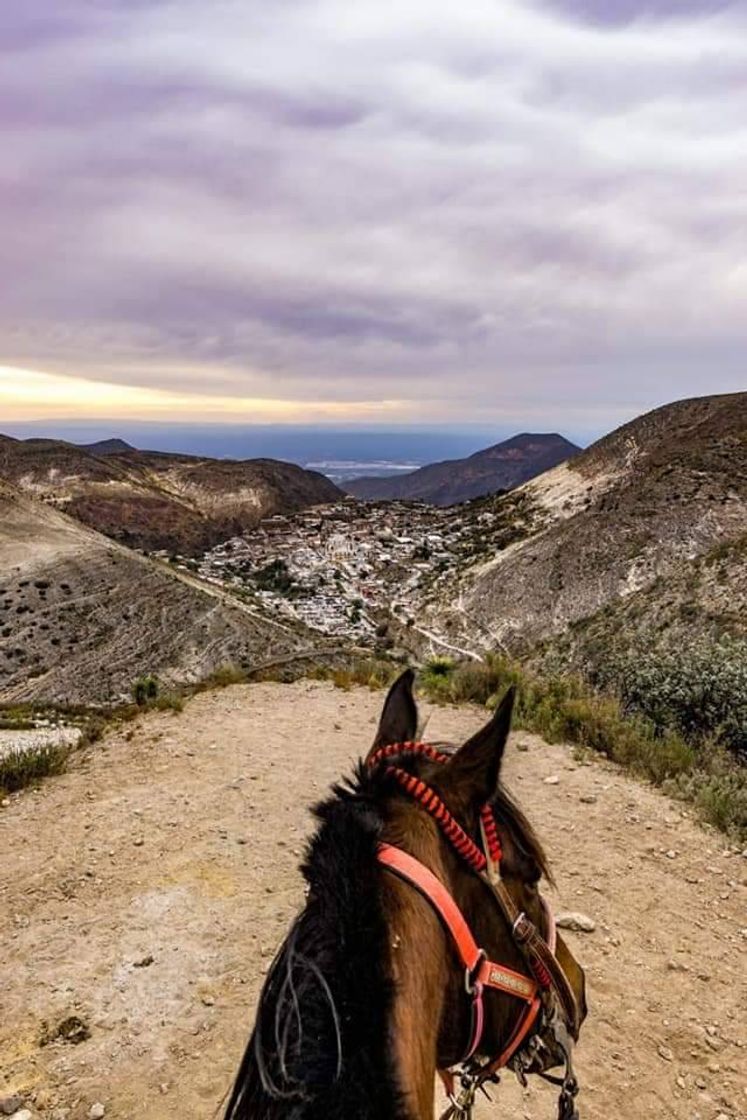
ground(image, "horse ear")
xmin=446 ymin=687 xmax=515 ymax=805
xmin=368 ymin=669 xmax=418 ymax=756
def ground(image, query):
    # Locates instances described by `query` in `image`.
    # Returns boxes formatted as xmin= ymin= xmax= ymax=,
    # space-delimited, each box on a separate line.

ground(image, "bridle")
xmin=368 ymin=741 xmax=582 ymax=1120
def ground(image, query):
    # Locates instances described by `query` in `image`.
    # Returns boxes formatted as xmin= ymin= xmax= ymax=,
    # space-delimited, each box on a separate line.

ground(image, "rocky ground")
xmin=1 ymin=682 xmax=745 ymax=1119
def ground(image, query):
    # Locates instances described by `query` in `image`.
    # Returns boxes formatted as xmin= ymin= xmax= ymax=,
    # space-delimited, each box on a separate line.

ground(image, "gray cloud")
xmin=539 ymin=0 xmax=742 ymax=24
xmin=1 ymin=0 xmax=746 ymax=428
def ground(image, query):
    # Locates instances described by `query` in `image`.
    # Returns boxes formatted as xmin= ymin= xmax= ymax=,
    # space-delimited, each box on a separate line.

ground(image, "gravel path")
xmin=1 ymin=682 xmax=745 ymax=1119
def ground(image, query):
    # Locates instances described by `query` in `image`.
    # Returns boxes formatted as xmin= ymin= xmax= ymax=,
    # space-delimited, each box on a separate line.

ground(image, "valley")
xmin=191 ymin=491 xmax=535 ymax=645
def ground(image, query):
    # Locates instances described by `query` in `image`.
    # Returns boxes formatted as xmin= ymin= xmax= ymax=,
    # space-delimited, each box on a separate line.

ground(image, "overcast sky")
xmin=1 ymin=0 xmax=745 ymax=436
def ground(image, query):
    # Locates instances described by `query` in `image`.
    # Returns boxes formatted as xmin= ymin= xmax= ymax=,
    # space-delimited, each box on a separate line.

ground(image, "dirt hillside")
xmin=1 ymin=682 xmax=745 ymax=1119
xmin=0 ymin=483 xmax=315 ymax=704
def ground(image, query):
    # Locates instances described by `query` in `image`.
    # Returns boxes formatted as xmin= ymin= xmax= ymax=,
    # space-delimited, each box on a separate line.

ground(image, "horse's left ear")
xmin=367 ymin=668 xmax=418 ymax=758
xmin=446 ymin=687 xmax=515 ymax=805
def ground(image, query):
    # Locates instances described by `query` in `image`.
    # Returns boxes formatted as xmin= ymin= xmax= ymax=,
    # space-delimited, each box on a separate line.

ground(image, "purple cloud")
xmin=1 ymin=0 xmax=746 ymax=429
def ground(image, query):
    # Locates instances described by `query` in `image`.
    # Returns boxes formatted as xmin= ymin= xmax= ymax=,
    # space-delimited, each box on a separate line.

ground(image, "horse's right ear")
xmin=367 ymin=669 xmax=418 ymax=758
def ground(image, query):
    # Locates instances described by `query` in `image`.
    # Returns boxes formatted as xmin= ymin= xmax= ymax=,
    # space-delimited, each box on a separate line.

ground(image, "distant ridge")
xmin=344 ymin=432 xmax=580 ymax=505
xmin=0 ymin=434 xmax=341 ymax=554
xmin=77 ymin=437 xmax=135 ymax=455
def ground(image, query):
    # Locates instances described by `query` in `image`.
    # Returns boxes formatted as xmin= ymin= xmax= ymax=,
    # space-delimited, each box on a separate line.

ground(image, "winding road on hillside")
xmin=1 ymin=683 xmax=745 ymax=1119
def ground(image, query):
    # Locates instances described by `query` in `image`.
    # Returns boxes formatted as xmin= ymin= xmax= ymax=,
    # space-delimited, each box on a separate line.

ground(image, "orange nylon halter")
xmin=369 ymin=741 xmax=546 ymax=1073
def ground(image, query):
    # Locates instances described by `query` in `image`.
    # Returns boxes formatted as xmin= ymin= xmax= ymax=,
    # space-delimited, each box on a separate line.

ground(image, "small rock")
xmin=0 ymin=1098 xmax=23 ymax=1117
xmin=665 ymin=850 xmax=677 ymax=860
xmin=675 ymin=1076 xmax=686 ymax=1089
xmin=556 ymin=912 xmax=596 ymax=933
xmin=666 ymin=960 xmax=689 ymax=973
xmin=88 ymin=1105 xmax=105 ymax=1120
xmin=201 ymin=994 xmax=215 ymax=1007
xmin=133 ymin=837 xmax=144 ymax=847
xmin=133 ymin=954 xmax=154 ymax=968
xmin=579 ymin=794 xmax=597 ymax=804
xmin=657 ymin=1044 xmax=674 ymax=1062
xmin=9 ymin=1113 xmax=32 ymax=1120
xmin=544 ymin=775 xmax=560 ymax=785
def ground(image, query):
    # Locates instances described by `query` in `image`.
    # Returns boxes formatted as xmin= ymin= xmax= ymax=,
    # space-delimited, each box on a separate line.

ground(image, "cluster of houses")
xmin=194 ymin=498 xmax=464 ymax=639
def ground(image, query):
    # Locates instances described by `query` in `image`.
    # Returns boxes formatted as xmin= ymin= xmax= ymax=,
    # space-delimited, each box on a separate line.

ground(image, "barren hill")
xmin=345 ymin=433 xmax=580 ymax=505
xmin=428 ymin=393 xmax=747 ymax=660
xmin=0 ymin=481 xmax=314 ymax=704
xmin=0 ymin=435 xmax=341 ymax=555
xmin=1 ymin=682 xmax=744 ymax=1118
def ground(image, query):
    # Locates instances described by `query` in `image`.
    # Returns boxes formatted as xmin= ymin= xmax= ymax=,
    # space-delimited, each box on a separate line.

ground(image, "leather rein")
xmin=368 ymin=741 xmax=581 ymax=1120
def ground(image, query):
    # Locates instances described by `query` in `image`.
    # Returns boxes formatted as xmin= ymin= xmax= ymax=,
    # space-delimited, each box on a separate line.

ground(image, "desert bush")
xmin=202 ymin=664 xmax=248 ymax=689
xmin=133 ymin=675 xmax=159 ymax=706
xmin=80 ymin=715 xmax=107 ymax=745
xmin=152 ymin=692 xmax=185 ymax=713
xmin=419 ymin=655 xmax=457 ymax=699
xmin=593 ymin=637 xmax=747 ymax=754
xmin=666 ymin=744 xmax=747 ymax=837
xmin=417 ymin=652 xmax=743 ymax=839
xmin=0 ymin=742 xmax=70 ymax=793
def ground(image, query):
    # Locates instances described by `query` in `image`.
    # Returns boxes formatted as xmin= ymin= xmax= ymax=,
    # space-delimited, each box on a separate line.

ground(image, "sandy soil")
xmin=1 ymin=682 xmax=745 ymax=1120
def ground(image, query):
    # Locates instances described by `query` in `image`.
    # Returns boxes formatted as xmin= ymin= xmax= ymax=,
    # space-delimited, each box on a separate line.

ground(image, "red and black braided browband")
xmin=367 ymin=741 xmax=503 ymax=872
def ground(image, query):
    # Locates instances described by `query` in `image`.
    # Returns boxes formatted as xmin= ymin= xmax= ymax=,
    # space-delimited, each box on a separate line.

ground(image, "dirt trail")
xmin=1 ymin=682 xmax=745 ymax=1119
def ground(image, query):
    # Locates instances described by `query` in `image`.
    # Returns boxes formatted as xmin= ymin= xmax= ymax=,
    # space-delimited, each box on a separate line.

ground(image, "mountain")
xmin=344 ymin=433 xmax=580 ymax=505
xmin=0 ymin=436 xmax=341 ymax=555
xmin=0 ymin=480 xmax=316 ymax=704
xmin=77 ymin=438 xmax=135 ymax=455
xmin=427 ymin=393 xmax=747 ymax=668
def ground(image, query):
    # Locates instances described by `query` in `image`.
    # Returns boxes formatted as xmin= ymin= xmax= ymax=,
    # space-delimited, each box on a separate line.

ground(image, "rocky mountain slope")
xmin=0 ymin=481 xmax=315 ymax=704
xmin=344 ymin=433 xmax=580 ymax=505
xmin=0 ymin=436 xmax=341 ymax=555
xmin=427 ymin=393 xmax=747 ymax=665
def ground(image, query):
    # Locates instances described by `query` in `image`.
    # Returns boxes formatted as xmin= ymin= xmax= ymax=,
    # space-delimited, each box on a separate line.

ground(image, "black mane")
xmin=224 ymin=743 xmax=551 ymax=1117
xmin=224 ymin=765 xmax=408 ymax=1119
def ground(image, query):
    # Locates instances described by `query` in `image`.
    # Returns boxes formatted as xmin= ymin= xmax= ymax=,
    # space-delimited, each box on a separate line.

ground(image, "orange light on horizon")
xmin=0 ymin=365 xmax=405 ymax=424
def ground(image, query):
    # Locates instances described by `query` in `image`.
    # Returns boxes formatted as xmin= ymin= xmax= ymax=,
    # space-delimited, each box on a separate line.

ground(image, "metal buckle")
xmin=464 ymin=949 xmax=486 ymax=994
xmin=512 ymin=911 xmax=530 ymax=941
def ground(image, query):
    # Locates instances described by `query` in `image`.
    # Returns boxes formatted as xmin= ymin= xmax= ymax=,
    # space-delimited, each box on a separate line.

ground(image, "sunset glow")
xmin=0 ymin=367 xmax=405 ymax=424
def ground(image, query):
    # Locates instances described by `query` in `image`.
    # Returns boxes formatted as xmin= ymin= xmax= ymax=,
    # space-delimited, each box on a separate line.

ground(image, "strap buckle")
xmin=464 ymin=949 xmax=486 ymax=994
xmin=512 ymin=911 xmax=533 ymax=943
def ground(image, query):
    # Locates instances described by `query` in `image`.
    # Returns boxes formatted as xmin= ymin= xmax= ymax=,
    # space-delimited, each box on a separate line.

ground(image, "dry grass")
xmin=0 ymin=741 xmax=70 ymax=794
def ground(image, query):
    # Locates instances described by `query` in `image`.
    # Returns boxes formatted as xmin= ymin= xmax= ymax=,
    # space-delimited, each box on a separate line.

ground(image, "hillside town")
xmin=172 ymin=494 xmax=535 ymax=642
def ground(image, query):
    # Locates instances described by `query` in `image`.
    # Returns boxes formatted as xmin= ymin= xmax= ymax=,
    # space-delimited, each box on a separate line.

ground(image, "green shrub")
xmin=133 ymin=675 xmax=159 ymax=706
xmin=419 ymin=656 xmax=457 ymax=699
xmin=0 ymin=742 xmax=70 ymax=793
xmin=417 ymin=652 xmax=744 ymax=840
xmin=593 ymin=637 xmax=747 ymax=753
